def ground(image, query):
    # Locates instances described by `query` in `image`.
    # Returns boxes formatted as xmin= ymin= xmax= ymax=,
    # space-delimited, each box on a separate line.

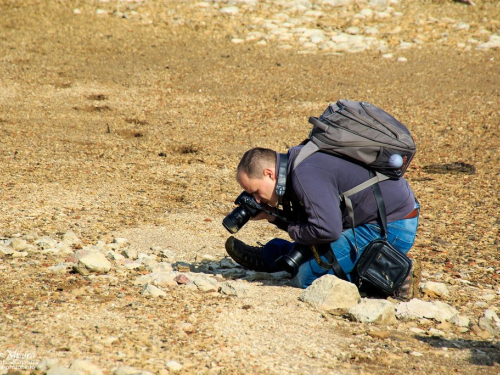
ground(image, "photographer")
xmin=225 ymin=147 xmax=420 ymax=298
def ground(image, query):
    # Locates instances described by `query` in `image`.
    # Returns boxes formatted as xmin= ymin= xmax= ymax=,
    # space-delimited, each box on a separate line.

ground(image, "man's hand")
xmin=250 ymin=210 xmax=276 ymax=222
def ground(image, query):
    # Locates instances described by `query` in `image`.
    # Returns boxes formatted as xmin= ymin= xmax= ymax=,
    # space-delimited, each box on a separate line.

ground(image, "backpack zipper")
xmin=339 ymin=101 xmax=398 ymax=139
xmin=316 ymin=116 xmax=401 ymax=148
xmin=359 ymin=101 xmax=400 ymax=139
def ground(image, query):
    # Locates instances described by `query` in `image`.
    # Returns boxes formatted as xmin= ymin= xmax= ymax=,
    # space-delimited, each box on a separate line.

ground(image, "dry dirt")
xmin=1 ymin=0 xmax=500 ymax=374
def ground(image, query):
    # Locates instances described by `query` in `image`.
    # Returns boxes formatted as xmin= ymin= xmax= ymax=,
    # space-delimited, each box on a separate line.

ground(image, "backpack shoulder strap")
xmin=340 ymin=171 xmax=390 ymax=254
xmin=341 ymin=172 xmax=390 ymax=199
xmin=292 ymin=141 xmax=319 ymax=169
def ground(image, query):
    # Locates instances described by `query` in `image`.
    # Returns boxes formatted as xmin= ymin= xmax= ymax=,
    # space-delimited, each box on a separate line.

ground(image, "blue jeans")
xmin=262 ymin=205 xmax=420 ymax=289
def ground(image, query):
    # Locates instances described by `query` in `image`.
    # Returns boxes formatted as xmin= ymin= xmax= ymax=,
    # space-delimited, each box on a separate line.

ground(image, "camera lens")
xmin=277 ymin=245 xmax=310 ymax=277
xmin=222 ymin=206 xmax=251 ymax=234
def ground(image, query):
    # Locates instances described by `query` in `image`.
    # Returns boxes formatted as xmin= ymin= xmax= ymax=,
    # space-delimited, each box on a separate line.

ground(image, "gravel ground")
xmin=1 ymin=0 xmax=499 ymax=374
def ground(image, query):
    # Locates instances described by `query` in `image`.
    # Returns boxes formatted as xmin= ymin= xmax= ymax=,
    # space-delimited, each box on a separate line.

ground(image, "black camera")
xmin=222 ymin=192 xmax=264 ymax=234
xmin=276 ymin=244 xmax=311 ymax=278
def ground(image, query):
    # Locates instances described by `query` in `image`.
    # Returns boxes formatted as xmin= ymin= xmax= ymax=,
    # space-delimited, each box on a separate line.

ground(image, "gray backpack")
xmin=293 ymin=99 xmax=416 ymax=179
xmin=292 ymin=99 xmax=417 ymax=234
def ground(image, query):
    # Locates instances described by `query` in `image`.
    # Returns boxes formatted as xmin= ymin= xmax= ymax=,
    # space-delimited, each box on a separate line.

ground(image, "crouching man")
xmin=224 ymin=147 xmax=420 ymax=299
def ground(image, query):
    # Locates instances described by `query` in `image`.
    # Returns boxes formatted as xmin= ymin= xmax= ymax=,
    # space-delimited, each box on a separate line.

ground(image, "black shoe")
xmin=225 ymin=236 xmax=274 ymax=272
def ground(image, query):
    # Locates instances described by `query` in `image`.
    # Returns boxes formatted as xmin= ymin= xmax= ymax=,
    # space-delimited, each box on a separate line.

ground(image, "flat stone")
xmin=142 ymin=284 xmax=167 ymax=297
xmin=174 ymin=274 xmax=190 ymax=285
xmin=47 ymin=367 xmax=80 ymax=375
xmin=165 ymin=361 xmax=183 ymax=373
xmin=219 ymin=280 xmax=250 ymax=297
xmin=9 ymin=237 xmax=27 ymax=250
xmin=420 ymin=281 xmax=450 ymax=299
xmin=347 ymin=298 xmax=397 ymax=325
xmin=396 ymin=299 xmax=459 ymax=322
xmin=75 ymin=253 xmax=112 ymax=274
xmin=70 ymin=359 xmax=104 ymax=375
xmin=299 ymin=275 xmax=360 ymax=314
xmin=478 ymin=309 xmax=500 ymax=336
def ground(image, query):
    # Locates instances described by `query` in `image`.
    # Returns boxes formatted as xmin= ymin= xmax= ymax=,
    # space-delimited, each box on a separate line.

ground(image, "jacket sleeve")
xmin=286 ymin=166 xmax=344 ymax=245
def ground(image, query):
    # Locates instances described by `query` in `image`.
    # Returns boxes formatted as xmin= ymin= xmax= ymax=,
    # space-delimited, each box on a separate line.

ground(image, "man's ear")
xmin=263 ymin=167 xmax=276 ymax=180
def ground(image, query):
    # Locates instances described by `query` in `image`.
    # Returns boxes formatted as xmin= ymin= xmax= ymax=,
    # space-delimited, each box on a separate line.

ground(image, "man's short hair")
xmin=237 ymin=148 xmax=276 ymax=180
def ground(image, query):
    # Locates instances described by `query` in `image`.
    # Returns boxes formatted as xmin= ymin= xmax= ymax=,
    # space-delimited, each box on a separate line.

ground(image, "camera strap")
xmin=276 ymin=153 xmax=288 ymax=206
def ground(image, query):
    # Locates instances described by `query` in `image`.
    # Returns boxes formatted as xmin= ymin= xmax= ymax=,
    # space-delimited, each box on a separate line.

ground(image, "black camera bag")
xmin=352 ymin=239 xmax=412 ymax=294
xmin=318 ymin=171 xmax=413 ymax=296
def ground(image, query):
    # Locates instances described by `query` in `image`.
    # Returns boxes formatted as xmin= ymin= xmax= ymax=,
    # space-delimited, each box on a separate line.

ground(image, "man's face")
xmin=237 ymin=168 xmax=278 ymax=208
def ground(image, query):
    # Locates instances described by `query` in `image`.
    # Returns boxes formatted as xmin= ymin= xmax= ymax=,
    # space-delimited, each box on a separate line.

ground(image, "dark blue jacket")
xmin=274 ymin=146 xmax=416 ymax=245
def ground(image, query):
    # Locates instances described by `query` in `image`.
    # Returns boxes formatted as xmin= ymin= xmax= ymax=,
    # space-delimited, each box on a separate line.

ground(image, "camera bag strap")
xmin=313 ymin=170 xmax=389 ymax=282
xmin=276 ymin=153 xmax=288 ymax=208
xmin=311 ymin=244 xmax=349 ymax=281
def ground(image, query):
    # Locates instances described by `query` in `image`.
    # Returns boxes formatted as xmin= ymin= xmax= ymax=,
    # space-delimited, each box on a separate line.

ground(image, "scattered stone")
xmin=478 ymin=309 xmax=500 ymax=336
xmin=36 ymin=236 xmax=58 ymax=249
xmin=48 ymin=263 xmax=73 ymax=274
xmin=420 ymin=281 xmax=450 ymax=299
xmin=220 ymin=6 xmax=239 ymax=15
xmin=158 ymin=249 xmax=176 ymax=261
xmin=450 ymin=314 xmax=470 ymax=328
xmin=9 ymin=237 xmax=27 ymax=250
xmin=219 ymin=257 xmax=238 ymax=269
xmin=428 ymin=328 xmax=446 ymax=337
xmin=409 ymin=327 xmax=426 ymax=334
xmin=108 ymin=250 xmax=125 ymax=261
xmin=62 ymin=230 xmax=81 ymax=245
xmin=47 ymin=367 xmax=80 ymax=375
xmin=0 ymin=246 xmax=15 ymax=257
xmin=74 ymin=253 xmax=112 ymax=275
xmin=347 ymin=298 xmax=397 ymax=325
xmin=113 ymin=238 xmax=130 ymax=247
xmin=299 ymin=275 xmax=360 ymax=315
xmin=219 ymin=280 xmax=250 ymax=297
xmin=122 ymin=261 xmax=143 ymax=270
xmin=396 ymin=299 xmax=458 ymax=322
xmin=70 ymin=360 xmax=104 ymax=375
xmin=36 ymin=358 xmax=60 ymax=372
xmin=174 ymin=274 xmax=190 ymax=285
xmin=122 ymin=248 xmax=138 ymax=260
xmin=165 ymin=361 xmax=183 ymax=373
xmin=142 ymin=283 xmax=167 ymax=297
xmin=368 ymin=330 xmax=390 ymax=339
xmin=221 ymin=268 xmax=247 ymax=279
xmin=113 ymin=366 xmax=154 ymax=375
xmin=192 ymin=277 xmax=218 ymax=292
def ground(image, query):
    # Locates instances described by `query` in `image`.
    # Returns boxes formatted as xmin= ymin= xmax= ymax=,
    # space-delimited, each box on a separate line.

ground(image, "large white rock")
xmin=347 ymin=298 xmax=397 ymax=325
xmin=396 ymin=299 xmax=458 ymax=322
xmin=76 ymin=253 xmax=112 ymax=274
xmin=420 ymin=281 xmax=450 ymax=299
xmin=479 ymin=309 xmax=500 ymax=336
xmin=142 ymin=283 xmax=167 ymax=297
xmin=70 ymin=360 xmax=104 ymax=375
xmin=299 ymin=275 xmax=360 ymax=314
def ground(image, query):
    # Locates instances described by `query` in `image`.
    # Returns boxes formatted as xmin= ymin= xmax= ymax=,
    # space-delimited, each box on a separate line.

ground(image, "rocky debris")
xmin=347 ymin=298 xmax=397 ymax=325
xmin=141 ymin=283 xmax=167 ymax=297
xmin=69 ymin=360 xmax=104 ymax=375
xmin=83 ymin=0 xmax=500 ymax=54
xmin=46 ymin=366 xmax=80 ymax=375
xmin=479 ymin=309 xmax=500 ymax=336
xmin=74 ymin=253 xmax=112 ymax=275
xmin=299 ymin=275 xmax=361 ymax=314
xmin=420 ymin=281 xmax=451 ymax=299
xmin=165 ymin=361 xmax=183 ymax=373
xmin=0 ymin=228 xmax=499 ymax=374
xmin=396 ymin=299 xmax=459 ymax=322
xmin=113 ymin=366 xmax=154 ymax=375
